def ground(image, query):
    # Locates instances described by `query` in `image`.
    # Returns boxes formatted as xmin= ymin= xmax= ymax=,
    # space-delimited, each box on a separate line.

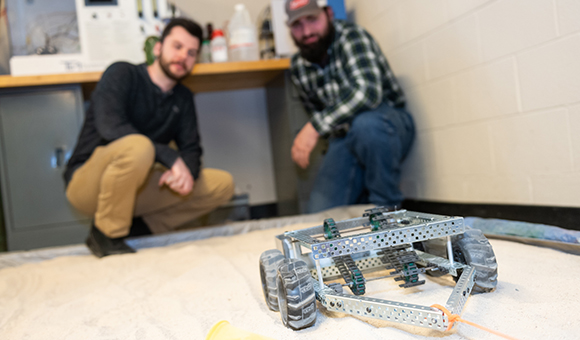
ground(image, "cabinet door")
xmin=266 ymin=72 xmax=325 ymax=216
xmin=0 ymin=86 xmax=90 ymax=250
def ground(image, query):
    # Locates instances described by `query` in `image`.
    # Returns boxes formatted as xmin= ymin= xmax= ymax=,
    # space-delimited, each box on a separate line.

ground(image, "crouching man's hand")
xmin=159 ymin=157 xmax=194 ymax=195
xmin=292 ymin=122 xmax=320 ymax=169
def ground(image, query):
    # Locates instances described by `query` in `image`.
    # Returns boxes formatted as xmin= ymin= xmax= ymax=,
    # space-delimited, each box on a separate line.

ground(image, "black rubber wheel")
xmin=422 ymin=227 xmax=498 ymax=293
xmin=453 ymin=228 xmax=498 ymax=293
xmin=259 ymin=249 xmax=285 ymax=311
xmin=276 ymin=258 xmax=317 ymax=330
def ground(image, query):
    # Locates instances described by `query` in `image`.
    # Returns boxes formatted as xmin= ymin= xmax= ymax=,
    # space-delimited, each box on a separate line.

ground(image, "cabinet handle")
xmin=55 ymin=147 xmax=66 ymax=168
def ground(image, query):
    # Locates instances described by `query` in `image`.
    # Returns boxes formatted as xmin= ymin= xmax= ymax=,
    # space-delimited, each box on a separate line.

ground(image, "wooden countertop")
xmin=0 ymin=59 xmax=291 ymax=93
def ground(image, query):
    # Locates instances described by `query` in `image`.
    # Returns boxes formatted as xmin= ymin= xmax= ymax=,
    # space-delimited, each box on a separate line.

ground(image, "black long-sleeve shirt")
xmin=64 ymin=62 xmax=202 ymax=185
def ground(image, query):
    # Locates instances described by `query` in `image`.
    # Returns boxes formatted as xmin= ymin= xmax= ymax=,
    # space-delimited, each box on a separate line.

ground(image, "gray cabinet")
xmin=266 ymin=72 xmax=326 ymax=216
xmin=0 ymin=86 xmax=90 ymax=251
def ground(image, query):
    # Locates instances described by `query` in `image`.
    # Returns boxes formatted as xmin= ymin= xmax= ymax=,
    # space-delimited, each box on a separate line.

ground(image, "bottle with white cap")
xmin=227 ymin=4 xmax=260 ymax=61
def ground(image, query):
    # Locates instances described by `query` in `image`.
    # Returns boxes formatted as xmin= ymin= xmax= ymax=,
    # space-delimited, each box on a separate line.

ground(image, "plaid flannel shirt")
xmin=290 ymin=20 xmax=406 ymax=136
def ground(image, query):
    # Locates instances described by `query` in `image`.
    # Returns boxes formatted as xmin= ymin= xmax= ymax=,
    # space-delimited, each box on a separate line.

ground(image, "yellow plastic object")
xmin=205 ymin=320 xmax=275 ymax=340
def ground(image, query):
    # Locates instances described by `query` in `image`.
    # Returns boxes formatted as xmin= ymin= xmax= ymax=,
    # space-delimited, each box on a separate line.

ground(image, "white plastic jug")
xmin=228 ymin=4 xmax=260 ymax=61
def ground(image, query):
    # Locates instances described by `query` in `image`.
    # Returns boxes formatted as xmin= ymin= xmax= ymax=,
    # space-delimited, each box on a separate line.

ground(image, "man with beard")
xmin=285 ymin=0 xmax=415 ymax=212
xmin=64 ymin=18 xmax=234 ymax=257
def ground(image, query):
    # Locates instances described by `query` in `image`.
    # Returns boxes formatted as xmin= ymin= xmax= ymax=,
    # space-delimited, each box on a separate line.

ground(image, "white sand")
xmin=1 ymin=222 xmax=579 ymax=340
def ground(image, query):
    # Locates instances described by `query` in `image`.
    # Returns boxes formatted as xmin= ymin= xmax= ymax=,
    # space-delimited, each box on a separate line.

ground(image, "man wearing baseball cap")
xmin=286 ymin=0 xmax=415 ymax=212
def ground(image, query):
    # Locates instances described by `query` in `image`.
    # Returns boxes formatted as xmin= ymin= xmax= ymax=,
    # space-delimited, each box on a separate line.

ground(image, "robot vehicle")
xmin=259 ymin=207 xmax=498 ymax=331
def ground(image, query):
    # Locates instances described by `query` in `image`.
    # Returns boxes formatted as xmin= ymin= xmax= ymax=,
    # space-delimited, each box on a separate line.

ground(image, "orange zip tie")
xmin=430 ymin=304 xmax=520 ymax=340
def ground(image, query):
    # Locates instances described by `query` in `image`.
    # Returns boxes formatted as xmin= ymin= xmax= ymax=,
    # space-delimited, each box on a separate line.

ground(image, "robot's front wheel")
xmin=276 ymin=258 xmax=317 ymax=330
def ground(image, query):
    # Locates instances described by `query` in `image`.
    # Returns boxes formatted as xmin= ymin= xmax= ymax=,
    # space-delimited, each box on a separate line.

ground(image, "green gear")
xmin=323 ymin=218 xmax=337 ymax=240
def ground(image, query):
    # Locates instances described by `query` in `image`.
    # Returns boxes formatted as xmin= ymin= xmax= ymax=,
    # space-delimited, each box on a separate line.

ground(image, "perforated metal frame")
xmin=284 ymin=210 xmax=464 ymax=260
xmin=445 ymin=266 xmax=476 ymax=315
xmin=315 ymin=280 xmax=450 ymax=330
xmin=310 ymin=255 xmax=385 ymax=280
xmin=274 ymin=210 xmax=478 ymax=331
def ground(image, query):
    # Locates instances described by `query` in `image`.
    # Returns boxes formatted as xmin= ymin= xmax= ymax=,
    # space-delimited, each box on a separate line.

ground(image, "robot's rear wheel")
xmin=422 ymin=227 xmax=498 ymax=293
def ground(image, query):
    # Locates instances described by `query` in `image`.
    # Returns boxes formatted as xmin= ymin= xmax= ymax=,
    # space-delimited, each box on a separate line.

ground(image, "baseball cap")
xmin=285 ymin=0 xmax=327 ymax=26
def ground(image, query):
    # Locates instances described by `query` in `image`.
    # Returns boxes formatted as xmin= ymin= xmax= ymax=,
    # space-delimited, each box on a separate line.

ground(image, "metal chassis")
xmin=275 ymin=210 xmax=477 ymax=331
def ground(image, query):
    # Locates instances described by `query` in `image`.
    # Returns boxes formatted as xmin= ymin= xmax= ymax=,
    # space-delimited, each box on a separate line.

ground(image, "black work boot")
xmin=85 ymin=224 xmax=136 ymax=258
xmin=127 ymin=217 xmax=152 ymax=237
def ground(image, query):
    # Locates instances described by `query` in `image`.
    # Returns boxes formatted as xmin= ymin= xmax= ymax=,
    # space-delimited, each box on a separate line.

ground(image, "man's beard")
xmin=292 ymin=20 xmax=335 ymax=64
xmin=158 ymin=52 xmax=190 ymax=82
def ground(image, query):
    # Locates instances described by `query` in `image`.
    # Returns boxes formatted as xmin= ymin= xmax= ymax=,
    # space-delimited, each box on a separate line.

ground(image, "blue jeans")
xmin=309 ymin=103 xmax=415 ymax=213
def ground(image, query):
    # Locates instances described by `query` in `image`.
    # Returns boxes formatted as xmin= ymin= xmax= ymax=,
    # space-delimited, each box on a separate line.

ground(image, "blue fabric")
xmin=328 ymin=0 xmax=347 ymax=20
xmin=309 ymin=103 xmax=415 ymax=213
xmin=465 ymin=217 xmax=580 ymax=244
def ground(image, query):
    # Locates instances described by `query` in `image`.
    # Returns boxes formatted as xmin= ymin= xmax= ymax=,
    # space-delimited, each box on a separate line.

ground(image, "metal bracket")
xmin=314 ymin=280 xmax=449 ymax=331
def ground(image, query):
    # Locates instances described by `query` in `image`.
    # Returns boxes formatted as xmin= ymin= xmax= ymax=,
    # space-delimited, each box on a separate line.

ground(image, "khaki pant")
xmin=66 ymin=134 xmax=234 ymax=238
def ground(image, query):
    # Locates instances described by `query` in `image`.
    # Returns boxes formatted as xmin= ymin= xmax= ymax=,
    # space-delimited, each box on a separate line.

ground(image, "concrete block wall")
xmin=346 ymin=0 xmax=580 ymax=207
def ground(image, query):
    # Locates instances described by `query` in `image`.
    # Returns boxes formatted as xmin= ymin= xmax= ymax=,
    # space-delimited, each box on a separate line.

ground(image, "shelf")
xmin=183 ymin=59 xmax=290 ymax=93
xmin=0 ymin=59 xmax=291 ymax=93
